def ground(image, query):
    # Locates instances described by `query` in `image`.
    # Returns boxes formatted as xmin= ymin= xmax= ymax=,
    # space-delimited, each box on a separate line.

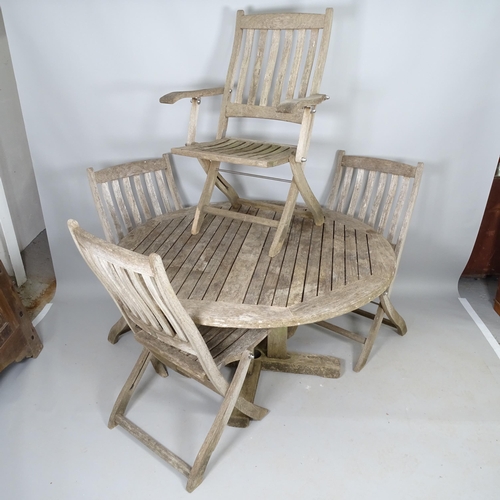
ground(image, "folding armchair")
xmin=161 ymin=9 xmax=333 ymax=257
xmin=68 ymin=220 xmax=269 ymax=493
xmin=87 ymin=155 xmax=183 ymax=343
xmin=315 ymin=151 xmax=423 ymax=371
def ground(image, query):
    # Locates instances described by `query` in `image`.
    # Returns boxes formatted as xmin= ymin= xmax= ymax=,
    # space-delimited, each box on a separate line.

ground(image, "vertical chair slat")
xmin=347 ymin=168 xmax=367 ymax=217
xmin=388 ymin=177 xmax=410 ymax=246
xmin=337 ymin=166 xmax=355 ymax=213
xmin=102 ymin=182 xmax=125 ymax=241
xmin=162 ymin=157 xmax=183 ymax=210
xmin=325 ymin=151 xmax=345 ymax=210
xmin=272 ymin=29 xmax=293 ymax=106
xmin=286 ymin=29 xmax=306 ymax=100
xmin=377 ymin=174 xmax=398 ymax=235
xmin=310 ymin=8 xmax=333 ymax=93
xmin=155 ymin=170 xmax=173 ymax=212
xmin=248 ymin=29 xmax=268 ymax=105
xmin=358 ymin=170 xmax=377 ymax=220
xmin=367 ymin=172 xmax=387 ymax=228
xmin=145 ymin=172 xmax=163 ymax=217
xmin=235 ymin=29 xmax=254 ymax=104
xmin=260 ymin=30 xmax=281 ymax=106
xmin=121 ymin=177 xmax=140 ymax=229
xmin=299 ymin=29 xmax=319 ymax=98
xmin=133 ymin=175 xmax=152 ymax=221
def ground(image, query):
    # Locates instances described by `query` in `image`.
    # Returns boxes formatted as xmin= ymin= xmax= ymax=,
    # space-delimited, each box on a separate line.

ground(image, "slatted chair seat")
xmin=162 ymin=9 xmax=334 ymax=257
xmin=172 ymin=139 xmax=295 ymax=168
xmin=314 ymin=151 xmax=423 ymax=371
xmin=68 ymin=220 xmax=270 ymax=493
xmin=140 ymin=325 xmax=267 ymax=369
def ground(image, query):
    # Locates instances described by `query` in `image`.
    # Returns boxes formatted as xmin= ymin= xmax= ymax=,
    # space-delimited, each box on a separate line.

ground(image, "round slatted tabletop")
xmin=120 ymin=203 xmax=396 ymax=330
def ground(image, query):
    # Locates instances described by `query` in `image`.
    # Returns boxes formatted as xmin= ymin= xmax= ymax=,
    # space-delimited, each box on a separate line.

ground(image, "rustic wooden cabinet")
xmin=0 ymin=260 xmax=42 ymax=372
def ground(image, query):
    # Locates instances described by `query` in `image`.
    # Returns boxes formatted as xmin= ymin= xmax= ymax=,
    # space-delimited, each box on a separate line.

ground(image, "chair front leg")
xmin=192 ymin=161 xmax=221 ymax=234
xmin=108 ymin=316 xmax=130 ymax=344
xmin=354 ymin=303 xmax=385 ymax=372
xmin=289 ymin=156 xmax=324 ymax=226
xmin=186 ymin=351 xmax=254 ymax=492
xmin=108 ymin=348 xmax=152 ymax=428
xmin=197 ymin=159 xmax=241 ymax=209
xmin=380 ymin=292 xmax=407 ymax=335
xmin=269 ymin=181 xmax=300 ymax=257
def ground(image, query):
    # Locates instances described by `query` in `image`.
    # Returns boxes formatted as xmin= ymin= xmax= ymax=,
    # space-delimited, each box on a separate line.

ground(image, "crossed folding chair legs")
xmin=316 ymin=291 xmax=407 ymax=372
xmin=192 ymin=155 xmax=325 ymax=258
xmin=108 ymin=347 xmax=268 ymax=492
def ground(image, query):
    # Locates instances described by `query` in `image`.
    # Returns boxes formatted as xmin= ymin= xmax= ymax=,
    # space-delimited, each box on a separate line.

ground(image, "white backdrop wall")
xmin=0 ymin=9 xmax=45 ymax=261
xmin=1 ymin=0 xmax=499 ymax=297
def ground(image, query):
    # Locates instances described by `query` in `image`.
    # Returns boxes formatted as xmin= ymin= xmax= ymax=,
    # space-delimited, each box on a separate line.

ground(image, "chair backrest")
xmin=87 ymin=155 xmax=182 ymax=244
xmin=67 ymin=219 xmax=225 ymax=387
xmin=325 ymin=151 xmax=423 ymax=269
xmin=217 ymin=9 xmax=333 ymax=136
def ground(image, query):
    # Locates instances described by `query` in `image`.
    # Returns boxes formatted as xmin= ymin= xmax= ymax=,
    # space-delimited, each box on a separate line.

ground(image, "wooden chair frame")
xmin=87 ymin=154 xmax=182 ymax=245
xmin=87 ymin=155 xmax=183 ymax=343
xmin=316 ymin=151 xmax=423 ymax=371
xmin=161 ymin=9 xmax=334 ymax=257
xmin=68 ymin=220 xmax=269 ymax=492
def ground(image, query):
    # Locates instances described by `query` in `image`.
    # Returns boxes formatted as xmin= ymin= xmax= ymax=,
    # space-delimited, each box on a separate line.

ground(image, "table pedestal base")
xmin=259 ymin=350 xmax=341 ymax=378
xmin=228 ymin=357 xmax=264 ymax=428
xmin=227 ymin=344 xmax=341 ymax=428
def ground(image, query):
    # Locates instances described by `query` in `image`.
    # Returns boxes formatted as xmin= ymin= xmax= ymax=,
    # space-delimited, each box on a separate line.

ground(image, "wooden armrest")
xmin=276 ymin=94 xmax=329 ymax=113
xmin=160 ymin=87 xmax=225 ymax=104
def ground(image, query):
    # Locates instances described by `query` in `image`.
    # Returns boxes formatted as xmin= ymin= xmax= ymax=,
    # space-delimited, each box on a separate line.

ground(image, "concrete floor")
xmin=1 ymin=273 xmax=500 ymax=498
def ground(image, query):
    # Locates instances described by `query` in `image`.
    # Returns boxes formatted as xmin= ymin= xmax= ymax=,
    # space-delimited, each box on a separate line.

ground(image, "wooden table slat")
xmin=242 ymin=211 xmax=277 ymax=305
xmin=332 ymin=221 xmax=345 ymax=285
xmin=200 ymin=207 xmax=258 ymax=302
xmin=303 ymin=220 xmax=323 ymax=302
xmin=218 ymin=211 xmax=272 ymax=304
xmin=272 ymin=215 xmax=303 ymax=307
xmin=176 ymin=215 xmax=238 ymax=299
xmin=167 ymin=215 xmax=226 ymax=291
xmin=286 ymin=218 xmax=311 ymax=306
xmin=344 ymin=226 xmax=358 ymax=285
xmin=356 ymin=231 xmax=371 ymax=278
xmin=318 ymin=218 xmax=334 ymax=294
xmin=188 ymin=209 xmax=252 ymax=301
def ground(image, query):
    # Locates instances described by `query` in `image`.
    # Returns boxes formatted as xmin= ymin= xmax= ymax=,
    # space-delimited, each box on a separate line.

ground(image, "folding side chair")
xmin=315 ymin=151 xmax=423 ymax=371
xmin=87 ymin=155 xmax=183 ymax=343
xmin=68 ymin=220 xmax=269 ymax=492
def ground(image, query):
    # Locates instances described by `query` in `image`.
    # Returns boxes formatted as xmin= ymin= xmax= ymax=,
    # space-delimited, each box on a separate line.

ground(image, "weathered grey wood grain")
xmin=162 ymin=9 xmax=334 ymax=257
xmin=87 ymin=156 xmax=184 ymax=345
xmin=118 ymin=204 xmax=395 ymax=330
xmin=319 ymin=151 xmax=424 ymax=371
xmin=68 ymin=219 xmax=270 ymax=493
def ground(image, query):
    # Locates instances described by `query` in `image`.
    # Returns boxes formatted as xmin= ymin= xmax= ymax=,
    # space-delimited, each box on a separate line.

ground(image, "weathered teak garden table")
xmin=119 ymin=203 xmax=396 ymax=424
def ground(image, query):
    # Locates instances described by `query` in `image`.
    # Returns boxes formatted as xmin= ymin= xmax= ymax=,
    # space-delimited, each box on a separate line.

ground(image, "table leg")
xmin=260 ymin=326 xmax=341 ymax=378
xmin=227 ymin=355 xmax=263 ymax=428
xmin=228 ymin=326 xmax=341 ymax=428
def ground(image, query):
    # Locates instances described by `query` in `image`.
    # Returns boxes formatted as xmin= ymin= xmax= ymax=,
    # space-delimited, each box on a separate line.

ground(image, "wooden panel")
xmin=463 ymin=176 xmax=500 ymax=277
xmin=0 ymin=260 xmax=42 ymax=372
